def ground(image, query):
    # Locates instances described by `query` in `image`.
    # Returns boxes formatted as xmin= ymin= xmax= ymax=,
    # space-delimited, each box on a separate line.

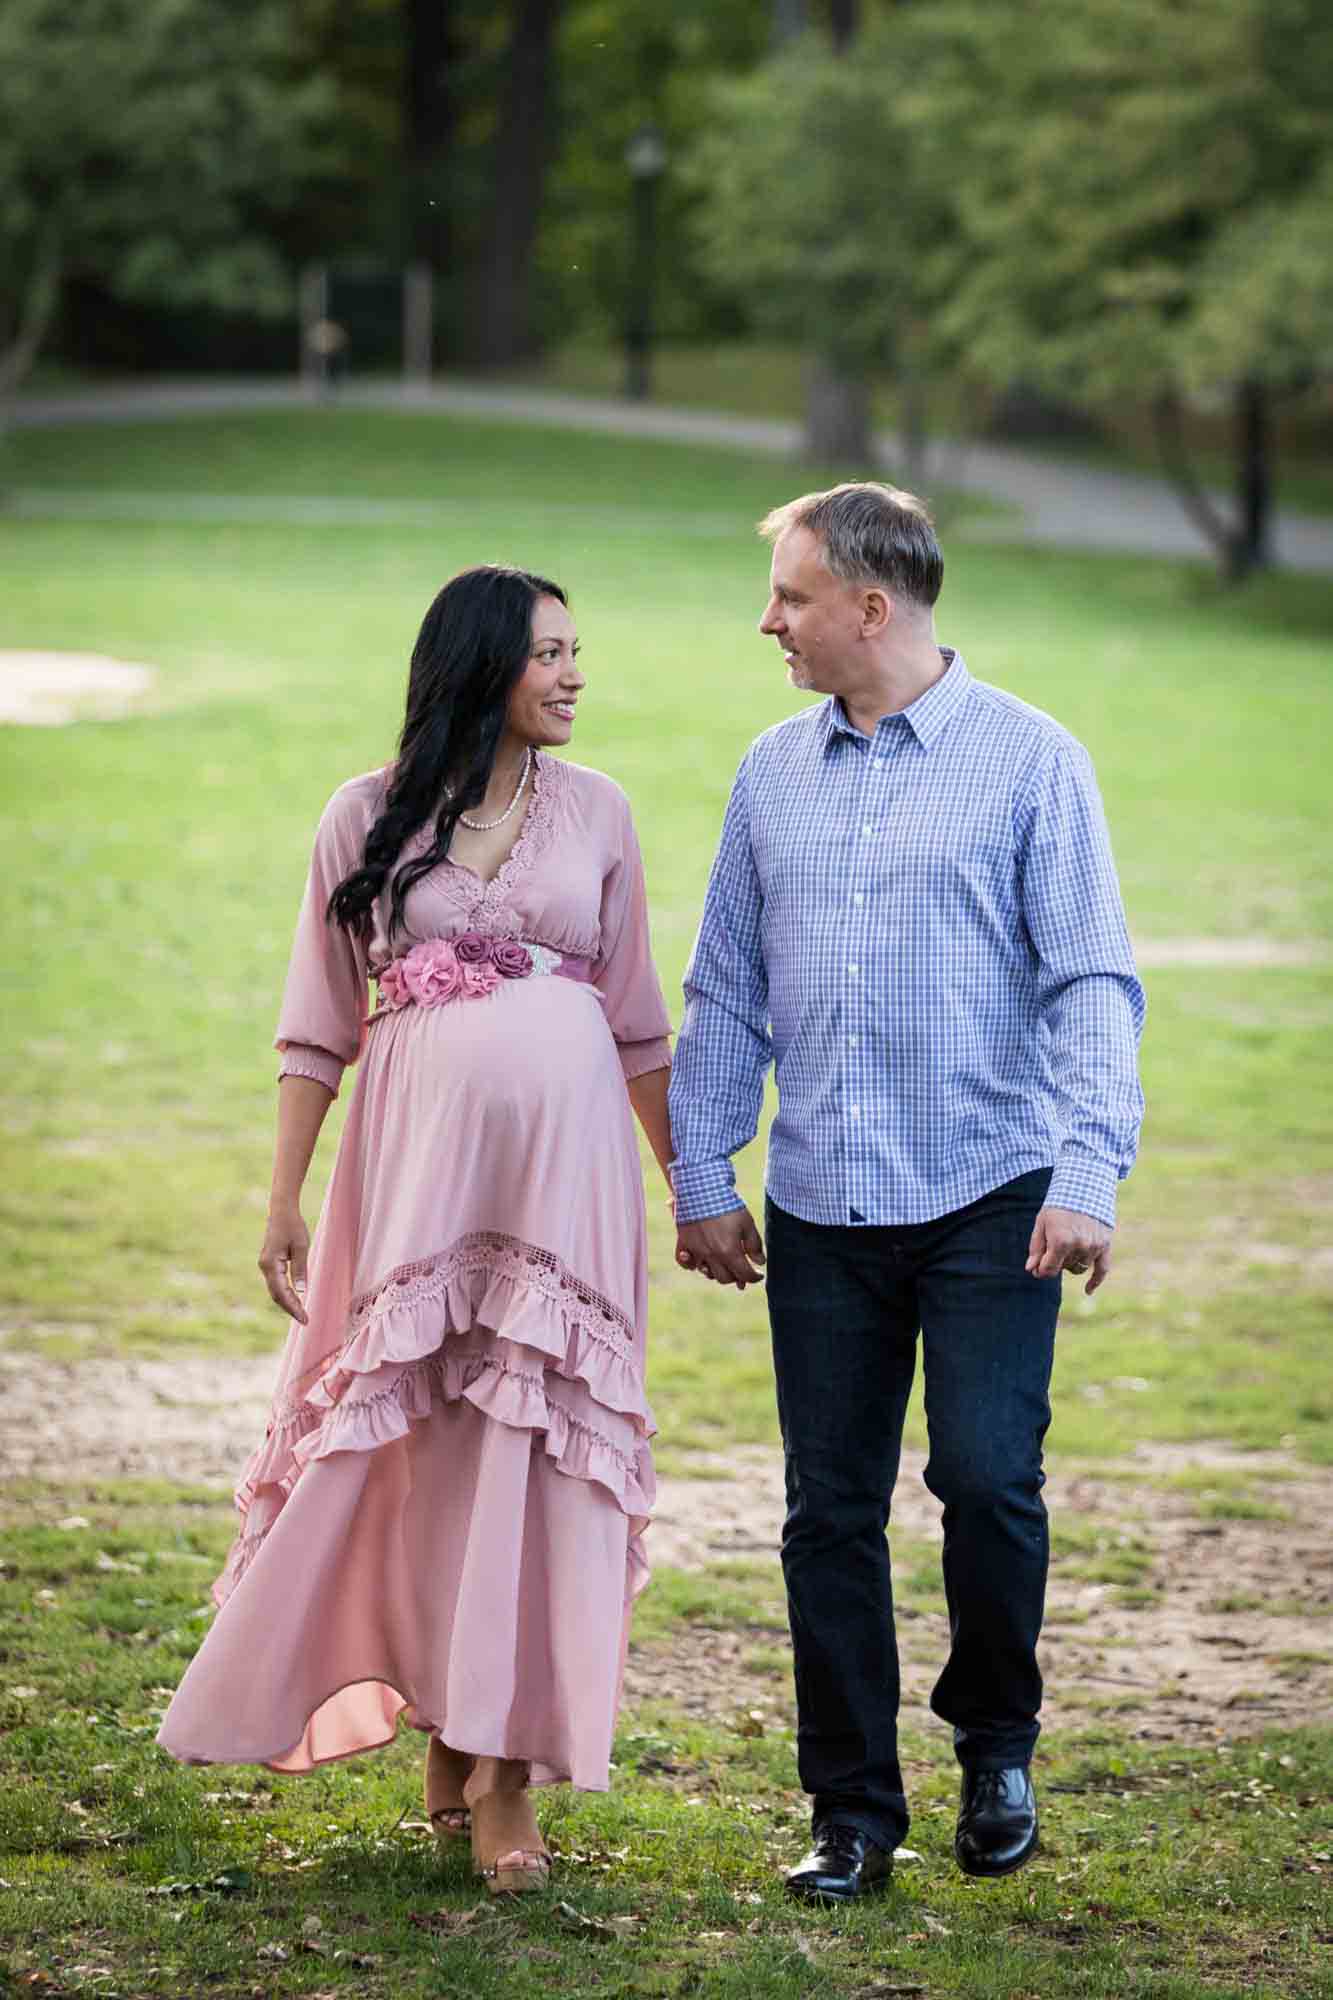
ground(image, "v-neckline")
xmin=445 ymin=751 xmax=545 ymax=892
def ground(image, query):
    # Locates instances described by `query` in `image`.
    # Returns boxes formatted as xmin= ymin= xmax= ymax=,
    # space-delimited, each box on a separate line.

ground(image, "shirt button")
xmin=850 ymin=1105 xmax=861 ymax=1118
xmin=853 ymin=891 xmax=864 ymax=905
xmin=849 ymin=1034 xmax=859 ymax=1048
xmin=848 ymin=963 xmax=859 ymax=976
xmin=862 ymin=823 xmax=873 ymax=836
xmin=873 ymin=757 xmax=886 ymax=768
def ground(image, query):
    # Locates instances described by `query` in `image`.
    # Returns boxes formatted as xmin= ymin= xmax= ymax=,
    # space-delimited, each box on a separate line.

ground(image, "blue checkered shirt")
xmin=669 ymin=650 xmax=1145 ymax=1231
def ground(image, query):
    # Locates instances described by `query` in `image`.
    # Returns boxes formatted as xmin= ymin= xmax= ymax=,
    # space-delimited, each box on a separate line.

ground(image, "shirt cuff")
xmin=276 ymin=1043 xmax=345 ymax=1098
xmin=617 ymin=1035 xmax=672 ymax=1083
xmin=671 ymin=1158 xmax=746 ymax=1226
xmin=1045 ymin=1150 xmax=1119 ymax=1229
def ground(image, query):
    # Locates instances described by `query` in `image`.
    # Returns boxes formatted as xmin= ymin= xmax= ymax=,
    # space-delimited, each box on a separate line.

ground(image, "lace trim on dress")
xmin=273 ymin=1229 xmax=637 ymax=1427
xmin=405 ymin=751 xmax=569 ymax=933
xmin=349 ymin=1231 xmax=633 ymax=1349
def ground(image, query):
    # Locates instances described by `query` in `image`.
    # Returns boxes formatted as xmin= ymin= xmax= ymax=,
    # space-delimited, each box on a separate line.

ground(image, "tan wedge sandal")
xmin=424 ymin=1740 xmax=475 ymax=1856
xmin=466 ymin=1762 xmax=552 ymax=1895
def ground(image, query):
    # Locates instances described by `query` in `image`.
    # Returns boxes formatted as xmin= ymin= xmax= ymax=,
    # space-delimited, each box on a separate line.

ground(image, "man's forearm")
xmin=1043 ymin=972 xmax=1145 ymax=1226
xmin=667 ymin=990 xmax=771 ymax=1224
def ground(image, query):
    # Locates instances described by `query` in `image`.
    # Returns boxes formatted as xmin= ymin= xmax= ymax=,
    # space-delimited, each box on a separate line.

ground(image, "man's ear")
xmin=861 ymin=587 xmax=892 ymax=638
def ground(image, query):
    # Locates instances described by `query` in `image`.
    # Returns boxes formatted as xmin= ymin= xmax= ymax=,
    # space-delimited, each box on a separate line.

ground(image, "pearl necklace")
xmin=458 ymin=747 xmax=532 ymax=831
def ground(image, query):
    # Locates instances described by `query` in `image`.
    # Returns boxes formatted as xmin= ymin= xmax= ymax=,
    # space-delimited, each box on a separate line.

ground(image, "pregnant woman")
xmin=158 ymin=566 xmax=674 ymax=1894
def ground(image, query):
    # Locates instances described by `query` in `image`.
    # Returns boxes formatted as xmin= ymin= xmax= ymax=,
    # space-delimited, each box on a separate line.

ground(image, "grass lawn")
xmin=2 ymin=408 xmax=1331 ymax=1997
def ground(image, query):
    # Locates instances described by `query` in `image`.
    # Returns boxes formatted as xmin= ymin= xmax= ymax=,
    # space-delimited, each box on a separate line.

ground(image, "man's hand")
xmin=676 ymin=1207 xmax=766 ymax=1290
xmin=1026 ymin=1206 xmax=1113 ymax=1294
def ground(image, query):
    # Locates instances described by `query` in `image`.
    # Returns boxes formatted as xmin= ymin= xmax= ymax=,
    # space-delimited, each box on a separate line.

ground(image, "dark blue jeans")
xmin=766 ymin=1170 xmax=1060 ymax=1854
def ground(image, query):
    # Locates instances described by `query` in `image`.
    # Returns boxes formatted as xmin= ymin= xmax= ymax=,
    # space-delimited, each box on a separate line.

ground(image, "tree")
xmin=688 ymin=13 xmax=951 ymax=465
xmin=405 ymin=0 xmax=459 ymax=272
xmin=534 ymin=0 xmax=770 ymax=351
xmin=466 ymin=0 xmax=563 ymax=365
xmin=0 ymin=0 xmax=339 ymax=399
xmin=915 ymin=0 xmax=1333 ymax=577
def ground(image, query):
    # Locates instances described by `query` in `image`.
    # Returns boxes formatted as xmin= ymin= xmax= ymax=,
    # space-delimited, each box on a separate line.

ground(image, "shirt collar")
xmin=821 ymin=648 xmax=971 ymax=753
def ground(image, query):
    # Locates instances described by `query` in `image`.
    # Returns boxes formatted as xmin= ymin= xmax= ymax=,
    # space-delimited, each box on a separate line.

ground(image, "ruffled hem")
xmin=215 ymin=1232 xmax=654 ymax=1608
xmin=302 ymin=1237 xmax=650 ymax=1431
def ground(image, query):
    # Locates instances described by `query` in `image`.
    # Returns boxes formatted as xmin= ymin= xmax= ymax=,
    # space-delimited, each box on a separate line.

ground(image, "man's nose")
xmin=759 ymin=598 xmax=782 ymax=635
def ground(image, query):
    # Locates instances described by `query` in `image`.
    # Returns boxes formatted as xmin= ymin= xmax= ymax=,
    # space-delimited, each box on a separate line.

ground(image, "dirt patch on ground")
xmin=0 ymin=650 xmax=155 ymax=724
xmin=3 ymin=1351 xmax=1329 ymax=1741
xmin=636 ymin=1442 xmax=1333 ymax=1743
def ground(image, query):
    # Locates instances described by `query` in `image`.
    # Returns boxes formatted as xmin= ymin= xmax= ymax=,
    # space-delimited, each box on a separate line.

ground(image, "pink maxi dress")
xmin=157 ymin=752 xmax=671 ymax=1788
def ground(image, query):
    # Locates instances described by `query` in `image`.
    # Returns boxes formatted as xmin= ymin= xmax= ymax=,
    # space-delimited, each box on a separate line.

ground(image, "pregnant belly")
xmin=362 ymin=975 xmax=621 ymax=1120
xmin=342 ymin=976 xmax=642 ymax=1286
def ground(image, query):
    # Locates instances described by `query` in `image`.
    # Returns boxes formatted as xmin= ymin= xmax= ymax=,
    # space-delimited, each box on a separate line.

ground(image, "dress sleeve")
xmin=593 ymin=790 xmax=673 ymax=1082
xmin=274 ymin=786 xmax=373 ymax=1099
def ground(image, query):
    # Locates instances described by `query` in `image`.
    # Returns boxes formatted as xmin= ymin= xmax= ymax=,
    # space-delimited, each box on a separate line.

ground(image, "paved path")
xmin=10 ymin=376 xmax=1333 ymax=574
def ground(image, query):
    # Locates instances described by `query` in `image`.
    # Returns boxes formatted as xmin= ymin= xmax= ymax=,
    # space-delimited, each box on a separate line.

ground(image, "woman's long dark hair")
xmin=327 ymin=565 xmax=567 ymax=940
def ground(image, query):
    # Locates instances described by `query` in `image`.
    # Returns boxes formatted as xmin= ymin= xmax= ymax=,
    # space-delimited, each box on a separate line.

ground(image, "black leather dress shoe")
xmin=785 ymin=1823 xmax=893 ymax=1903
xmin=955 ymin=1766 xmax=1039 ymax=1878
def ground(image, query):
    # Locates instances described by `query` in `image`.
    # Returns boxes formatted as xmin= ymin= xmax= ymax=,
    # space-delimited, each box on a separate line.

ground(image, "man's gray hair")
xmin=758 ymin=481 xmax=943 ymax=610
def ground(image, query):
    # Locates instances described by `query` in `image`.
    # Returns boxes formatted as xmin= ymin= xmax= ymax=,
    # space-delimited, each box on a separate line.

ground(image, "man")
xmin=668 ymin=483 xmax=1144 ymax=1902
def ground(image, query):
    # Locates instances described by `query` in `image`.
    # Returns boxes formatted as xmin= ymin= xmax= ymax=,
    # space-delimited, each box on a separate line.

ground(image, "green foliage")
xmin=539 ymin=0 xmax=771 ymax=342
xmin=1184 ymin=154 xmax=1333 ymax=390
xmin=912 ymin=0 xmax=1333 ymax=399
xmin=0 ymin=0 xmax=341 ymax=384
xmin=686 ymin=20 xmax=953 ymax=373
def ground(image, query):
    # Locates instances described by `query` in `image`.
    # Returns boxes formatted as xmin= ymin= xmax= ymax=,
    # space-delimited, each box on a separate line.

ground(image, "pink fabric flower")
xmin=377 ymin=958 xmax=412 ymax=1010
xmin=492 ymin=941 xmax=534 ymax=979
xmin=402 ymin=938 xmax=463 ymax=1006
xmin=453 ymin=931 xmax=494 ymax=964
xmin=460 ymin=958 xmax=501 ymax=998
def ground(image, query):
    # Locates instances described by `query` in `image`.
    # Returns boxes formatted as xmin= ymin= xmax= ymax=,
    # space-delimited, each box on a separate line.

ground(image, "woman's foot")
xmin=424 ymin=1738 xmax=475 ymax=1847
xmin=465 ymin=1757 xmax=552 ymax=1895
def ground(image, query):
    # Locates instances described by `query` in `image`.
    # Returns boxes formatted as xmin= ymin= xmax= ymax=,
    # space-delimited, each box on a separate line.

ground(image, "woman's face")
xmin=504 ymin=595 xmax=585 ymax=749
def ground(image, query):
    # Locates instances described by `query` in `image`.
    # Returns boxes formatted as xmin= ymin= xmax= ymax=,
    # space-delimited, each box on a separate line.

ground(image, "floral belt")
xmin=371 ymin=932 xmax=592 ymax=1016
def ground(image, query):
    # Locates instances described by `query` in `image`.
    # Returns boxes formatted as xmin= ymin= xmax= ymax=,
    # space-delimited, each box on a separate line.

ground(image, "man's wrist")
xmin=671 ymin=1160 xmax=745 ymax=1228
xmin=1045 ymin=1151 xmax=1118 ymax=1230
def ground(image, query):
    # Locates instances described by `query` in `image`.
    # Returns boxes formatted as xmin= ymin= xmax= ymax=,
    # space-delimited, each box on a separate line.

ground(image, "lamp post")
xmin=624 ymin=123 xmax=668 ymax=402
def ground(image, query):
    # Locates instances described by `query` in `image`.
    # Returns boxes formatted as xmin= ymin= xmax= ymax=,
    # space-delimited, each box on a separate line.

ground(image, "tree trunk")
xmin=805 ymin=354 xmax=873 ymax=465
xmin=1152 ymin=384 xmax=1273 ymax=582
xmin=0 ymin=221 xmax=62 ymax=404
xmin=470 ymin=0 xmax=561 ymax=367
xmin=1236 ymin=376 xmax=1272 ymax=577
xmin=829 ymin=0 xmax=859 ymax=51
xmin=801 ymin=0 xmax=868 ymax=464
xmin=1152 ymin=387 xmax=1240 ymax=578
xmin=405 ymin=0 xmax=456 ymax=273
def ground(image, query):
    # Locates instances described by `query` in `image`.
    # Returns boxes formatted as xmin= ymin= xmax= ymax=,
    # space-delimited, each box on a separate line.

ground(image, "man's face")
xmin=758 ymin=526 xmax=865 ymax=694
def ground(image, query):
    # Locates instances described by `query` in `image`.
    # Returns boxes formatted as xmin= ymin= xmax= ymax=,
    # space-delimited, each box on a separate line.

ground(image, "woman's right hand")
xmin=259 ymin=1203 xmax=311 ymax=1324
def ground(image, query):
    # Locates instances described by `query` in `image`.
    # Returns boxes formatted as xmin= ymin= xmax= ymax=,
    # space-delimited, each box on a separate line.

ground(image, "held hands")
xmin=259 ymin=1202 xmax=312 ymax=1324
xmin=675 ymin=1206 xmax=766 ymax=1290
xmin=676 ymin=1201 xmax=1107 ymax=1294
xmin=1026 ymin=1205 xmax=1113 ymax=1294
